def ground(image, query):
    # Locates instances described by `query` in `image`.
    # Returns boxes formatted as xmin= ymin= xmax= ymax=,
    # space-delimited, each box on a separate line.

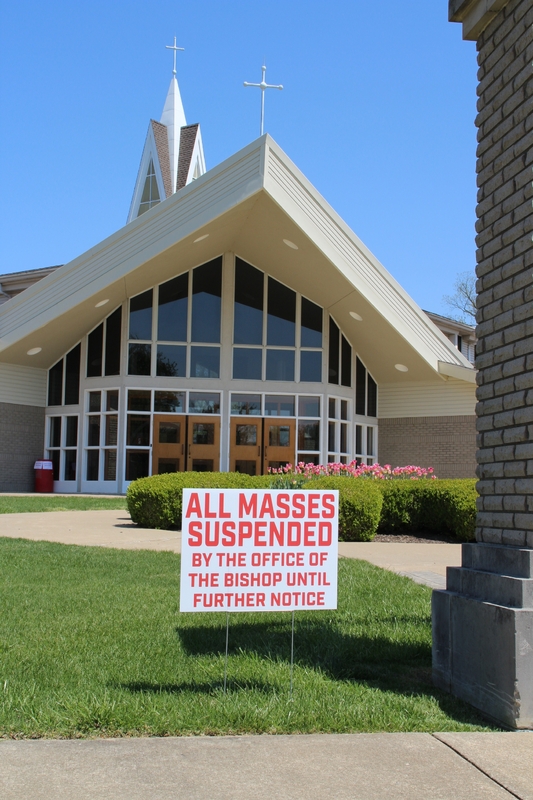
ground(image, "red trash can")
xmin=34 ymin=460 xmax=54 ymax=493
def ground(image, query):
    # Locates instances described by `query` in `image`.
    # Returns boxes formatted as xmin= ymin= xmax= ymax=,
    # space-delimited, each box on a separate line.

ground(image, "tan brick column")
xmin=473 ymin=0 xmax=533 ymax=547
xmin=431 ymin=0 xmax=532 ymax=730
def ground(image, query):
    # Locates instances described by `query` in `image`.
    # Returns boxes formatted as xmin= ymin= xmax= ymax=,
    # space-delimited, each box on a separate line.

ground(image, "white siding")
xmin=0 ymin=363 xmax=47 ymax=407
xmin=378 ymin=379 xmax=477 ymax=418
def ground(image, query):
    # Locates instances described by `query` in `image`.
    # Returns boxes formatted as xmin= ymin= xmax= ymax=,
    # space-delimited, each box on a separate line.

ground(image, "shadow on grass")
xmin=115 ymin=679 xmax=278 ymax=695
xmin=170 ymin=617 xmax=492 ymax=727
xmin=177 ymin=617 xmax=430 ymax=681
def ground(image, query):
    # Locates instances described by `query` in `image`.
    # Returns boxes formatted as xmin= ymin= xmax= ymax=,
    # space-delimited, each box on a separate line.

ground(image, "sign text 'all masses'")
xmin=179 ymin=489 xmax=339 ymax=612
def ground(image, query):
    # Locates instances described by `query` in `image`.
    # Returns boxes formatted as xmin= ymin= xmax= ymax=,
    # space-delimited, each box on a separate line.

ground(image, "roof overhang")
xmin=0 ymin=135 xmax=475 ymax=385
xmin=449 ymin=0 xmax=510 ymax=40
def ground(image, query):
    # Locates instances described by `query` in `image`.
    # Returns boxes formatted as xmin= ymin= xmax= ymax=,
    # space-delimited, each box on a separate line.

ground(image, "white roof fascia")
xmin=438 ymin=361 xmax=478 ymax=383
xmin=0 ymin=139 xmax=266 ymax=353
xmin=126 ymin=124 xmax=167 ymax=224
xmin=160 ymin=75 xmax=187 ymax=193
xmin=185 ymin=126 xmax=206 ymax=185
xmin=0 ymin=266 xmax=60 ymax=285
xmin=261 ymin=136 xmax=474 ymax=376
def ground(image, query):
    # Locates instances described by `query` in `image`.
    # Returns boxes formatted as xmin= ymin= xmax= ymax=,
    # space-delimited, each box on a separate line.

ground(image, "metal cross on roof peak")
xmin=243 ymin=64 xmax=283 ymax=137
xmin=166 ymin=36 xmax=185 ymax=76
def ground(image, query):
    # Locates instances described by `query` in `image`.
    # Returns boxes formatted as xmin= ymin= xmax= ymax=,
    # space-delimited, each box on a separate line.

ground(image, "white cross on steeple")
xmin=243 ymin=64 xmax=283 ymax=136
xmin=166 ymin=36 xmax=184 ymax=76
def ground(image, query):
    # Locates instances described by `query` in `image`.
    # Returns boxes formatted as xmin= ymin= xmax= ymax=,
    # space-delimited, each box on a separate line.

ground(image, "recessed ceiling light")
xmin=27 ymin=347 xmax=42 ymax=356
xmin=283 ymin=239 xmax=298 ymax=250
xmin=349 ymin=311 xmax=363 ymax=321
xmin=395 ymin=363 xmax=409 ymax=372
xmin=95 ymin=299 xmax=109 ymax=308
xmin=194 ymin=234 xmax=209 ymax=243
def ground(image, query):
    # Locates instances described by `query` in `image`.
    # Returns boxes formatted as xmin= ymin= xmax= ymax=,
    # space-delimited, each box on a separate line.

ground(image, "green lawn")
xmin=0 ymin=496 xmax=127 ymax=514
xmin=0 ymin=538 xmax=495 ymax=738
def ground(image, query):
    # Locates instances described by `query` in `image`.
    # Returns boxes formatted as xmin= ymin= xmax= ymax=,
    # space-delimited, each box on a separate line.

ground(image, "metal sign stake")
xmin=223 ymin=612 xmax=229 ymax=694
xmin=290 ymin=611 xmax=295 ymax=700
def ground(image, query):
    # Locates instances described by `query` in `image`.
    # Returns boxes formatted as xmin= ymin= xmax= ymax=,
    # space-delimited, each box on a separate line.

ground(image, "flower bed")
xmin=269 ymin=461 xmax=436 ymax=480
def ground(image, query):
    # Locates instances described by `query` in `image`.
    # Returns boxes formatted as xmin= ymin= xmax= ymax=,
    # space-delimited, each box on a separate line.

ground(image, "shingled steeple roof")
xmin=127 ymin=60 xmax=206 ymax=223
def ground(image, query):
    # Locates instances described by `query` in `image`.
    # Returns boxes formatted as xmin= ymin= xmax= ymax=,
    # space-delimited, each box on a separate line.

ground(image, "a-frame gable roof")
xmin=0 ymin=135 xmax=475 ymax=384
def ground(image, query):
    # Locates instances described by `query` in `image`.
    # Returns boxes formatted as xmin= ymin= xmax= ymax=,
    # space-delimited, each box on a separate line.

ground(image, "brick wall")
xmin=474 ymin=0 xmax=533 ymax=546
xmin=378 ymin=415 xmax=477 ymax=478
xmin=0 ymin=402 xmax=45 ymax=492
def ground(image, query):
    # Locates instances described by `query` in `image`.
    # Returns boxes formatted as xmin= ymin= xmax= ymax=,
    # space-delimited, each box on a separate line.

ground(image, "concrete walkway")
xmin=0 ymin=509 xmax=461 ymax=589
xmin=1 ymin=732 xmax=531 ymax=799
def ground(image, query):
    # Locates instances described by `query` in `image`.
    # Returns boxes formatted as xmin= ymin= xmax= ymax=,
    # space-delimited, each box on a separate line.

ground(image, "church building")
xmin=0 ymin=58 xmax=477 ymax=493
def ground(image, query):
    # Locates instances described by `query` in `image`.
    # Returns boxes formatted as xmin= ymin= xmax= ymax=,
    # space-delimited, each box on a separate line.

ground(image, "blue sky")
xmin=0 ymin=1 xmax=478 ymax=315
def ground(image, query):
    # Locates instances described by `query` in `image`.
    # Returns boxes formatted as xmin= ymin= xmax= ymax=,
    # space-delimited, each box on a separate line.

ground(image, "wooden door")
xmin=263 ymin=418 xmax=296 ymax=473
xmin=230 ymin=418 xmax=262 ymax=476
xmin=152 ymin=415 xmax=185 ymax=474
xmin=187 ymin=416 xmax=220 ymax=472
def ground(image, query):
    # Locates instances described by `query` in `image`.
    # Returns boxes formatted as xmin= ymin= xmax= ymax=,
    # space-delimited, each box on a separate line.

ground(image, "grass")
xmin=0 ymin=495 xmax=127 ymax=514
xmin=0 ymin=538 xmax=496 ymax=738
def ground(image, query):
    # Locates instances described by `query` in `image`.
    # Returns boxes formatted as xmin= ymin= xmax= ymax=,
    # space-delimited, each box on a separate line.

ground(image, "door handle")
xmin=181 ymin=444 xmax=184 ymax=455
xmin=188 ymin=444 xmax=191 ymax=456
xmin=257 ymin=446 xmax=260 ymax=457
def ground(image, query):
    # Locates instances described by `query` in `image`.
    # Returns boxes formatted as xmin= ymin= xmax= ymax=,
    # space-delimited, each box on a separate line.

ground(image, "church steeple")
xmin=160 ymin=74 xmax=187 ymax=194
xmin=127 ymin=40 xmax=206 ymax=223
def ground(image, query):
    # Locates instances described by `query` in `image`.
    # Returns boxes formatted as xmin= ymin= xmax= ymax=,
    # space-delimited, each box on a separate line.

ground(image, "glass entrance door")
xmin=263 ymin=418 xmax=296 ymax=473
xmin=187 ymin=416 xmax=220 ymax=472
xmin=230 ymin=418 xmax=262 ymax=476
xmin=152 ymin=415 xmax=185 ymax=474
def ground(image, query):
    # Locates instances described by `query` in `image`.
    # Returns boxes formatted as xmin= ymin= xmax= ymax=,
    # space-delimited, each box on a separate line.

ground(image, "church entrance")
xmin=151 ymin=415 xmax=220 ymax=474
xmin=152 ymin=415 xmax=185 ymax=474
xmin=187 ymin=416 xmax=220 ymax=472
xmin=263 ymin=418 xmax=296 ymax=474
xmin=229 ymin=418 xmax=295 ymax=476
xmin=230 ymin=418 xmax=261 ymax=476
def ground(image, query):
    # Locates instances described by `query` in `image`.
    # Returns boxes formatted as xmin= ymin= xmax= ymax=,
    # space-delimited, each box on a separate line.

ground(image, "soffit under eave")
xmin=0 ymin=199 xmax=261 ymax=369
xmin=261 ymin=138 xmax=468 ymax=374
xmin=0 ymin=141 xmax=267 ymax=361
xmin=228 ymin=191 xmax=465 ymax=384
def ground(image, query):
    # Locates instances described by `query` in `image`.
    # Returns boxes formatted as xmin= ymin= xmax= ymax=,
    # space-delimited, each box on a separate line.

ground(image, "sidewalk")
xmin=0 ymin=509 xmax=461 ymax=589
xmin=1 ymin=732 xmax=531 ymax=799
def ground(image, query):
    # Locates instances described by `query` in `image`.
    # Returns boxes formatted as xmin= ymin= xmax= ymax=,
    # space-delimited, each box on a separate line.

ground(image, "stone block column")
xmin=433 ymin=0 xmax=533 ymax=729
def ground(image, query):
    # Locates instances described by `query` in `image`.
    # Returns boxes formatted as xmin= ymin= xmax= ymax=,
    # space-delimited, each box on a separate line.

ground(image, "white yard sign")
xmin=180 ymin=488 xmax=338 ymax=612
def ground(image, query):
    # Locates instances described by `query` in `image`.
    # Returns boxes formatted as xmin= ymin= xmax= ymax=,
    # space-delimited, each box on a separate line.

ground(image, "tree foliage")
xmin=443 ymin=271 xmax=476 ymax=324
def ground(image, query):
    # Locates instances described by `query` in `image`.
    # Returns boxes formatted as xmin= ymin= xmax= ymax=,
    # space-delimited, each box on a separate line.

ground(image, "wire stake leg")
xmin=290 ymin=611 xmax=295 ymax=700
xmin=224 ymin=613 xmax=229 ymax=694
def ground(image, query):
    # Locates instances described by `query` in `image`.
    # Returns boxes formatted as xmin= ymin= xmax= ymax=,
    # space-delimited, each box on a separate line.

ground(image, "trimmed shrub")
xmin=306 ymin=477 xmax=383 ymax=542
xmin=127 ymin=472 xmax=270 ymax=529
xmin=127 ymin=472 xmax=383 ymax=541
xmin=377 ymin=479 xmax=477 ymax=542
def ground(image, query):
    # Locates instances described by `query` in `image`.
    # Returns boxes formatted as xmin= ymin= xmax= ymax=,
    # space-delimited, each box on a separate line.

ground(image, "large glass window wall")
xmin=84 ymin=389 xmax=119 ymax=483
xmin=128 ymin=257 xmax=222 ymax=379
xmin=87 ymin=307 xmax=122 ymax=378
xmin=355 ymin=357 xmax=378 ymax=418
xmin=233 ymin=258 xmax=323 ymax=383
xmin=44 ymin=254 xmax=380 ymax=489
xmin=46 ymin=414 xmax=79 ymax=482
xmin=47 ymin=344 xmax=81 ymax=406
